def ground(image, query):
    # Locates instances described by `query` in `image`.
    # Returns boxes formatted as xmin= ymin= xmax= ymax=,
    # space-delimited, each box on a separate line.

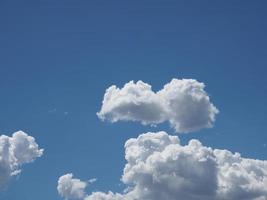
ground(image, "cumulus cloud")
xmin=63 ymin=132 xmax=267 ymax=200
xmin=0 ymin=131 xmax=43 ymax=188
xmin=57 ymin=174 xmax=97 ymax=200
xmin=97 ymin=79 xmax=218 ymax=133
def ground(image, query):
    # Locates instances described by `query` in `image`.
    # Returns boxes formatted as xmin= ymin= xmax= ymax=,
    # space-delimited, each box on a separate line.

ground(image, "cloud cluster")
xmin=57 ymin=78 xmax=267 ymax=199
xmin=0 ymin=131 xmax=43 ymax=188
xmin=63 ymin=132 xmax=267 ymax=200
xmin=97 ymin=79 xmax=218 ymax=133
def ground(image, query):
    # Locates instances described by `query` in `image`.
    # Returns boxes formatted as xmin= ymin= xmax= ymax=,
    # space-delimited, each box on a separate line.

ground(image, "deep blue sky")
xmin=0 ymin=1 xmax=267 ymax=199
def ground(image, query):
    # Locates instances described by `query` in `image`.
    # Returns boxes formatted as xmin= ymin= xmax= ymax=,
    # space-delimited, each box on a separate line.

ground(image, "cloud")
xmin=57 ymin=174 xmax=97 ymax=200
xmin=88 ymin=178 xmax=97 ymax=184
xmin=0 ymin=131 xmax=43 ymax=188
xmin=63 ymin=132 xmax=267 ymax=200
xmin=97 ymin=79 xmax=218 ymax=133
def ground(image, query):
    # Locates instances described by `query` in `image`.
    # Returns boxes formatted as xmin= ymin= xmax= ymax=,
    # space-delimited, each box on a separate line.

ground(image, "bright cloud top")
xmin=97 ymin=79 xmax=219 ymax=133
xmin=0 ymin=131 xmax=43 ymax=188
xmin=62 ymin=132 xmax=267 ymax=200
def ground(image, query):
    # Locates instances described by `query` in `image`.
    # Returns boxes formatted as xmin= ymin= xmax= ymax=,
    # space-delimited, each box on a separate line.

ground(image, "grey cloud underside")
xmin=97 ymin=79 xmax=218 ymax=133
xmin=63 ymin=132 xmax=267 ymax=200
xmin=0 ymin=131 xmax=43 ymax=188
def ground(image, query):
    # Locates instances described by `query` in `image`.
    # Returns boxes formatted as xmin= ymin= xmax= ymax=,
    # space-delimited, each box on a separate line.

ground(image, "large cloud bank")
xmin=97 ymin=79 xmax=218 ymax=133
xmin=0 ymin=131 xmax=43 ymax=188
xmin=61 ymin=132 xmax=267 ymax=200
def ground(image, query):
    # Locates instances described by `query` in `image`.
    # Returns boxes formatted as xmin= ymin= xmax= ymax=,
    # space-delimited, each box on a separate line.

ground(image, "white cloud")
xmin=88 ymin=178 xmax=97 ymax=184
xmin=64 ymin=132 xmax=267 ymax=200
xmin=97 ymin=79 xmax=218 ymax=133
xmin=86 ymin=192 xmax=123 ymax=200
xmin=57 ymin=174 xmax=95 ymax=200
xmin=0 ymin=131 xmax=43 ymax=188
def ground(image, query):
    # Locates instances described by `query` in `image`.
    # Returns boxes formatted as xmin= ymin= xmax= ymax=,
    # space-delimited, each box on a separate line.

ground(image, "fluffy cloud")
xmin=0 ymin=131 xmax=43 ymax=188
xmin=64 ymin=132 xmax=267 ymax=200
xmin=57 ymin=173 xmax=88 ymax=200
xmin=97 ymin=79 xmax=218 ymax=133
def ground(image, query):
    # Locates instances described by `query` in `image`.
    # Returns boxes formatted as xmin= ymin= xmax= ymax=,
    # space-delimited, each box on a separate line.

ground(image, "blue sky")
xmin=0 ymin=1 xmax=267 ymax=199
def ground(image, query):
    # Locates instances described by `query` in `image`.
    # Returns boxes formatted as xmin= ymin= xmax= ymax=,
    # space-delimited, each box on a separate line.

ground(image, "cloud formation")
xmin=97 ymin=79 xmax=218 ymax=133
xmin=0 ymin=131 xmax=43 ymax=188
xmin=62 ymin=132 xmax=267 ymax=200
xmin=58 ymin=173 xmax=88 ymax=200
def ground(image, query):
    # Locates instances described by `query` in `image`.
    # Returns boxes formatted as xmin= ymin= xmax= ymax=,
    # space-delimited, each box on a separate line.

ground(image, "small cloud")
xmin=88 ymin=178 xmax=97 ymax=184
xmin=57 ymin=175 xmax=97 ymax=200
xmin=48 ymin=108 xmax=57 ymax=113
xmin=97 ymin=79 xmax=218 ymax=134
xmin=57 ymin=173 xmax=87 ymax=200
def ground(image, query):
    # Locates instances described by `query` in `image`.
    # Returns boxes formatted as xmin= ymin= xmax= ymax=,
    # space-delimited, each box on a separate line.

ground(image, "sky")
xmin=0 ymin=0 xmax=267 ymax=199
